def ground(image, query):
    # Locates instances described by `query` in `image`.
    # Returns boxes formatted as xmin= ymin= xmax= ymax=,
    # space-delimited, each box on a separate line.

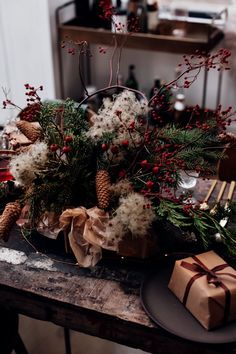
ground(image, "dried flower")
xmin=108 ymin=192 xmax=155 ymax=239
xmin=86 ymin=90 xmax=148 ymax=146
xmin=10 ymin=142 xmax=48 ymax=186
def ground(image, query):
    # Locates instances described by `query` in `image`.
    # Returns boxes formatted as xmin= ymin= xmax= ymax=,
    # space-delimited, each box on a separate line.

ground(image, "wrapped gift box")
xmin=168 ymin=251 xmax=236 ymax=330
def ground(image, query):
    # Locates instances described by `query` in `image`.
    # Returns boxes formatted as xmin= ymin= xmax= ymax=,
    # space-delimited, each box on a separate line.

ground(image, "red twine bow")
xmin=181 ymin=255 xmax=236 ymax=323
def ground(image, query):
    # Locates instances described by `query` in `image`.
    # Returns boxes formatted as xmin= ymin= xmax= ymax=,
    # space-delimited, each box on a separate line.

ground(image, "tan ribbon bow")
xmin=59 ymin=207 xmax=117 ymax=267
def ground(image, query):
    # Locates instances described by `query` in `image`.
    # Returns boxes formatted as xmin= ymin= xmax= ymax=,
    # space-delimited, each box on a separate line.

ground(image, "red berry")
xmin=102 ymin=143 xmax=108 ymax=151
xmin=152 ymin=166 xmax=159 ymax=174
xmin=111 ymin=145 xmax=119 ymax=154
xmin=62 ymin=146 xmax=72 ymax=153
xmin=121 ymin=140 xmax=129 ymax=147
xmin=118 ymin=170 xmax=126 ymax=178
xmin=50 ymin=144 xmax=58 ymax=152
xmin=64 ymin=135 xmax=73 ymax=143
xmin=141 ymin=160 xmax=148 ymax=168
xmin=146 ymin=180 xmax=154 ymax=189
xmin=141 ymin=160 xmax=151 ymax=170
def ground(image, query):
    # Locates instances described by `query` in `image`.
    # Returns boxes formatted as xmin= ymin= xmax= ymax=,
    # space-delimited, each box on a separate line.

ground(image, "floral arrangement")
xmin=1 ymin=3 xmax=236 ymax=266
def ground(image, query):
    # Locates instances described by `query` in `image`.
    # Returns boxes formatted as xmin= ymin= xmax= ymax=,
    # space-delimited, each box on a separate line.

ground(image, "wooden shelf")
xmin=58 ymin=19 xmax=224 ymax=54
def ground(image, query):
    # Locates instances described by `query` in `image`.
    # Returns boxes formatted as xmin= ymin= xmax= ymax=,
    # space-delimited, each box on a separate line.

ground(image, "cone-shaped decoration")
xmin=0 ymin=201 xmax=22 ymax=241
xmin=16 ymin=120 xmax=41 ymax=142
xmin=96 ymin=170 xmax=111 ymax=210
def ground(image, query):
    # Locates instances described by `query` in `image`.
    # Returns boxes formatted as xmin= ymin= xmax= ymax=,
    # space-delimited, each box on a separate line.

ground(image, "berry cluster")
xmin=99 ymin=0 xmax=114 ymax=21
xmin=2 ymin=84 xmax=43 ymax=120
xmin=50 ymin=135 xmax=73 ymax=156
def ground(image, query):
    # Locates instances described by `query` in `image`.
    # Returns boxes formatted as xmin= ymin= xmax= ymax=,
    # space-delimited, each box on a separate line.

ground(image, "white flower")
xmin=86 ymin=90 xmax=148 ymax=146
xmin=10 ymin=141 xmax=49 ymax=186
xmin=108 ymin=192 xmax=155 ymax=239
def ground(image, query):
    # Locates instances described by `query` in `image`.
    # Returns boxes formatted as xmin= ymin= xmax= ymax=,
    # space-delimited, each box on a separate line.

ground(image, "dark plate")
xmin=140 ymin=264 xmax=236 ymax=344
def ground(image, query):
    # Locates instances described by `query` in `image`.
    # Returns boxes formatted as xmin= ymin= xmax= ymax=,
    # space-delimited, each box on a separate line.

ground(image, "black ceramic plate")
xmin=140 ymin=264 xmax=236 ymax=344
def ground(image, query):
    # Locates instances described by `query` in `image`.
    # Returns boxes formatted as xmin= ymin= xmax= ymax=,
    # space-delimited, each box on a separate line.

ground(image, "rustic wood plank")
xmin=0 ymin=248 xmax=234 ymax=354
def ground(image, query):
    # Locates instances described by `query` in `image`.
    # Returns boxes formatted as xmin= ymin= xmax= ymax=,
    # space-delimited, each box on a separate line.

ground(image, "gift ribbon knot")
xmin=181 ymin=255 xmax=236 ymax=323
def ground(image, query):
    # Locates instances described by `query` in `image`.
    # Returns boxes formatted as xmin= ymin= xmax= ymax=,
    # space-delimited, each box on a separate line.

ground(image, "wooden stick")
xmin=204 ymin=179 xmax=217 ymax=202
xmin=224 ymin=180 xmax=236 ymax=209
xmin=210 ymin=181 xmax=227 ymax=214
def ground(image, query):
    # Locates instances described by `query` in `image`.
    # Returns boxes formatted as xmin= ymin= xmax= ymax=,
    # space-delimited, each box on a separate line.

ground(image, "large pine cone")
xmin=96 ymin=170 xmax=111 ymax=210
xmin=0 ymin=201 xmax=22 ymax=241
xmin=16 ymin=120 xmax=41 ymax=142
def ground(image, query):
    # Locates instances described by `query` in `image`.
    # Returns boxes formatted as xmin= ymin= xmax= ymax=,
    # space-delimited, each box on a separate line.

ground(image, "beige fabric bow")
xmin=60 ymin=206 xmax=117 ymax=267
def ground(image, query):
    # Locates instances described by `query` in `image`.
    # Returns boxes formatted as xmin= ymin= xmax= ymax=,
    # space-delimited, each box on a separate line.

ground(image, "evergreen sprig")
xmin=155 ymin=199 xmax=236 ymax=255
xmin=27 ymin=100 xmax=97 ymax=221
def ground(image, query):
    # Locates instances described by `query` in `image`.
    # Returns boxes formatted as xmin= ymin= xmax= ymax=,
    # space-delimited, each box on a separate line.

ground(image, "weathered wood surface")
xmin=1 ymin=177 xmax=236 ymax=353
xmin=0 ymin=231 xmax=234 ymax=354
xmin=0 ymin=257 xmax=228 ymax=354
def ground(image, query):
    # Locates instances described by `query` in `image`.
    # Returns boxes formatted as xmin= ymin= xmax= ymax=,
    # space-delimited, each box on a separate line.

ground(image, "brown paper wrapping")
xmin=59 ymin=206 xmax=118 ymax=268
xmin=168 ymin=251 xmax=236 ymax=330
xmin=37 ymin=211 xmax=62 ymax=239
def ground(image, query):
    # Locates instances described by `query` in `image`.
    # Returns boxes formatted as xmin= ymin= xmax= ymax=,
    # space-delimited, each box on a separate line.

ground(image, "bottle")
xmin=127 ymin=0 xmax=138 ymax=32
xmin=173 ymin=93 xmax=186 ymax=124
xmin=149 ymin=77 xmax=161 ymax=99
xmin=125 ymin=65 xmax=139 ymax=90
xmin=138 ymin=0 xmax=148 ymax=33
xmin=75 ymin=1 xmax=91 ymax=26
xmin=147 ymin=0 xmax=159 ymax=33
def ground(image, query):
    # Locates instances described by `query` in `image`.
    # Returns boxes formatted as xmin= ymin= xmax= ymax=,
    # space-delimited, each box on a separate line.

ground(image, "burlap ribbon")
xmin=181 ymin=255 xmax=236 ymax=322
xmin=59 ymin=206 xmax=117 ymax=267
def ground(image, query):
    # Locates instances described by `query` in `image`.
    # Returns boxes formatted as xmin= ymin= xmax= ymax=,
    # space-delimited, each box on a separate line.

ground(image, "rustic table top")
xmin=0 ymin=179 xmax=236 ymax=354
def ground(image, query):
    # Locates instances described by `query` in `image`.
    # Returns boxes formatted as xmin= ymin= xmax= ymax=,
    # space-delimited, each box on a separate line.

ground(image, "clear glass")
xmin=178 ymin=170 xmax=199 ymax=205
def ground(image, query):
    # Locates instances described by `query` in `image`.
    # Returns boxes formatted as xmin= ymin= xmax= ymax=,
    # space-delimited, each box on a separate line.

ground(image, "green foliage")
xmin=157 ymin=125 xmax=222 ymax=173
xmin=155 ymin=199 xmax=193 ymax=228
xmin=155 ymin=199 xmax=236 ymax=256
xmin=28 ymin=99 xmax=97 ymax=222
xmin=39 ymin=99 xmax=89 ymax=145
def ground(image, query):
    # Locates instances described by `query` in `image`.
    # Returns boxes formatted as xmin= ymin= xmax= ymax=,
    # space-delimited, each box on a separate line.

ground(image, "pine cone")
xmin=0 ymin=201 xmax=22 ymax=241
xmin=96 ymin=170 xmax=111 ymax=210
xmin=16 ymin=120 xmax=41 ymax=142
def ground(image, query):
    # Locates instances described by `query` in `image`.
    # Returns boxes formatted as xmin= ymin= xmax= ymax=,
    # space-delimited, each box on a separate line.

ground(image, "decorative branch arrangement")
xmin=1 ymin=2 xmax=236 ymax=266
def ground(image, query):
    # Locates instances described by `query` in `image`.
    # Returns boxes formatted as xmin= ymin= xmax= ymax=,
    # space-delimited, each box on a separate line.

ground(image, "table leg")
xmin=14 ymin=333 xmax=28 ymax=354
xmin=0 ymin=306 xmax=28 ymax=354
xmin=64 ymin=327 xmax=72 ymax=354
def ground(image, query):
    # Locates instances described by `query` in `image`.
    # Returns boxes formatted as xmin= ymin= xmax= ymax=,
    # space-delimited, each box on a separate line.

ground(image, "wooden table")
xmin=0 ymin=221 xmax=236 ymax=354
